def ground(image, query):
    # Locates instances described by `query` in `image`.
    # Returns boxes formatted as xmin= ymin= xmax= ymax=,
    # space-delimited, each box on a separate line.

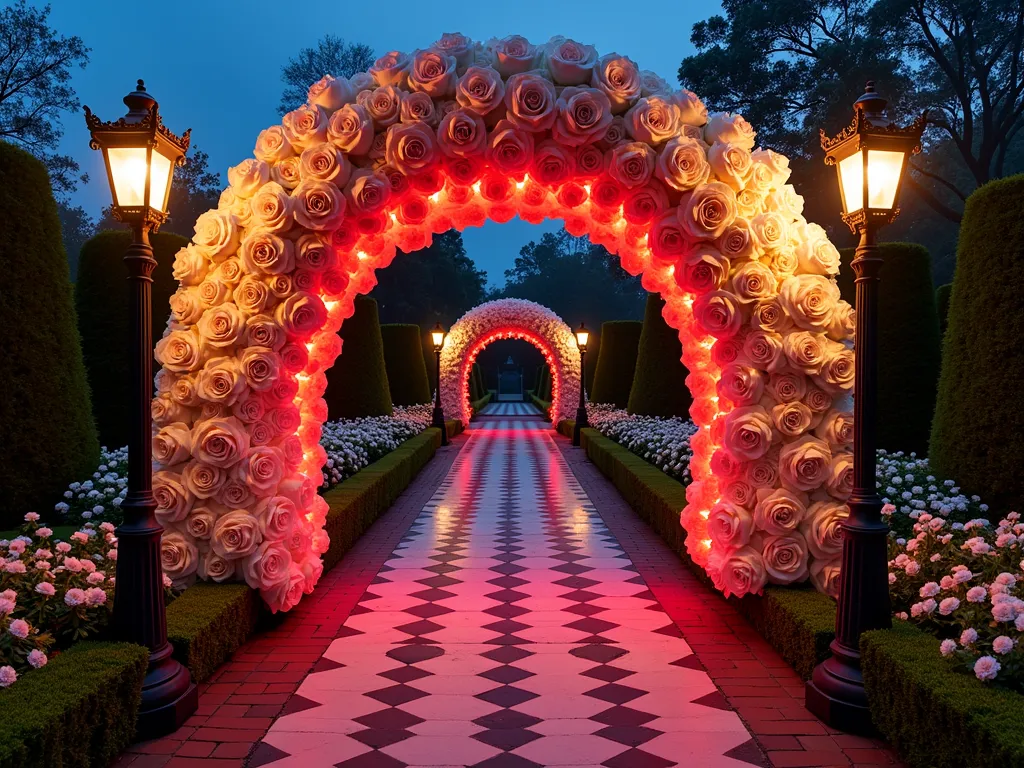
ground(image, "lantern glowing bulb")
xmin=431 ymin=323 xmax=446 ymax=350
xmin=575 ymin=323 xmax=589 ymax=350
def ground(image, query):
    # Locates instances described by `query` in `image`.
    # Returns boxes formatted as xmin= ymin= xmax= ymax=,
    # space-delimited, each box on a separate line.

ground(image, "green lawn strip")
xmin=0 ymin=641 xmax=148 ymax=768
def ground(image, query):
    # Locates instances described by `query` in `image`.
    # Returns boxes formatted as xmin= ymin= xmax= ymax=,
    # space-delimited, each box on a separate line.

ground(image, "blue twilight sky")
xmin=50 ymin=0 xmax=717 ymax=288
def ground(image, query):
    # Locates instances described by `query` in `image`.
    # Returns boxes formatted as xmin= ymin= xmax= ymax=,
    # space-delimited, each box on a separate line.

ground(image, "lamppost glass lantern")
xmin=806 ymin=82 xmax=926 ymax=735
xmin=573 ymin=323 xmax=589 ymax=446
xmin=432 ymin=323 xmax=446 ymax=351
xmin=85 ymin=79 xmax=190 ymax=232
xmin=431 ymin=323 xmax=448 ymax=445
xmin=575 ymin=323 xmax=589 ymax=351
xmin=820 ymin=81 xmax=926 ymax=233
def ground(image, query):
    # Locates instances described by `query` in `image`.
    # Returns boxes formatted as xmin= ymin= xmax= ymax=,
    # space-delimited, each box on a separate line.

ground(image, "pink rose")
xmin=531 ymin=141 xmax=575 ymax=187
xmin=161 ymin=531 xmax=198 ymax=581
xmin=771 ymin=401 xmax=816 ymax=439
xmin=708 ymin=142 xmax=753 ymax=191
xmin=192 ymin=210 xmax=240 ymax=263
xmin=625 ymin=97 xmax=679 ymax=146
xmin=552 ymin=87 xmax=613 ymax=146
xmin=708 ymin=546 xmax=767 ymax=598
xmin=254 ymin=496 xmax=297 ymax=542
xmin=153 ymin=470 xmax=193 ymax=524
xmin=655 ymin=136 xmax=710 ymax=192
xmin=152 ymin=395 xmax=188 ymax=427
xmin=591 ymin=53 xmax=641 ymax=113
xmin=783 ymin=331 xmax=828 ymax=374
xmin=708 ymin=501 xmax=754 ymax=548
xmin=295 ymin=234 xmax=335 ymax=273
xmin=730 ymin=261 xmax=777 ymax=305
xmin=750 ymin=212 xmax=789 ymax=254
xmin=327 ymin=103 xmax=374 ymax=155
xmin=244 ymin=314 xmax=286 ymax=352
xmin=828 ymin=301 xmax=855 ymax=342
xmin=678 ymin=182 xmax=737 ymax=240
xmin=825 ymin=452 xmax=854 ymax=499
xmin=742 ymin=330 xmax=784 ymax=371
xmin=227 ymin=158 xmax=269 ymax=199
xmin=810 ymin=558 xmax=841 ymax=598
xmin=456 ymin=66 xmax=505 ymax=117
xmin=152 ymin=422 xmax=192 ymax=467
xmin=693 ymin=290 xmax=743 ymax=339
xmin=192 ymin=416 xmax=251 ymax=468
xmin=275 ymin=292 xmax=327 ymax=340
xmin=801 ymin=501 xmax=848 ymax=559
xmin=437 ymin=109 xmax=487 ymax=157
xmin=344 ymin=169 xmax=392 ymax=215
xmin=608 ymin=142 xmax=655 ymax=188
xmin=716 ymin=219 xmax=756 ymax=262
xmin=754 ymin=489 xmax=808 ymax=535
xmin=307 ymin=74 xmax=355 ymax=111
xmin=199 ymin=552 xmax=236 ymax=582
xmin=815 ymin=343 xmax=855 ymax=392
xmin=408 ymin=49 xmax=457 ymax=98
xmin=239 ymin=346 xmax=281 ymax=391
xmin=269 ymin=157 xmax=301 ymax=190
xmin=248 ymin=182 xmax=293 ymax=234
xmin=235 ymin=277 xmax=270 ymax=316
xmin=803 ymin=386 xmax=833 ymax=413
xmin=215 ymin=258 xmax=243 ymax=286
xmin=196 ymin=274 xmax=230 ymax=308
xmin=169 ymin=374 xmax=201 ymax=407
xmin=292 ymin=180 xmax=346 ymax=231
xmin=751 ymin=148 xmax=791 ymax=188
xmin=672 ymin=90 xmax=708 ymax=126
xmin=486 ymin=120 xmax=534 ymax=178
xmin=254 ymin=125 xmax=293 ymax=164
xmin=704 ymin=112 xmax=756 ymax=150
xmin=182 ymin=461 xmax=226 ymax=500
xmin=432 ymin=32 xmax=476 ymax=70
xmin=239 ymin=231 xmax=294 ymax=277
xmin=299 ymin=143 xmax=351 ymax=187
xmin=243 ymin=539 xmax=293 ymax=593
xmin=650 ymin=211 xmax=689 ymax=265
xmin=675 ymin=244 xmax=730 ymax=294
xmin=399 ymin=91 xmax=440 ymax=125
xmin=780 ymin=435 xmax=832 ymax=492
xmin=623 ymin=182 xmax=669 ymax=224
xmin=815 ymin=409 xmax=854 ymax=446
xmin=723 ymin=405 xmax=774 ymax=461
xmin=751 ymin=297 xmax=793 ymax=334
xmin=261 ymin=562 xmax=306 ymax=613
xmin=544 ymin=37 xmax=598 ymax=85
xmin=488 ymin=35 xmax=537 ymax=78
xmin=197 ymin=358 xmax=248 ymax=406
xmin=357 ymin=85 xmax=402 ymax=127
xmin=235 ymin=446 xmax=285 ymax=494
xmin=761 ymin=533 xmax=809 ymax=584
xmin=155 ymin=329 xmax=202 ymax=373
xmin=639 ymin=70 xmax=673 ymax=97
xmin=370 ymin=51 xmax=411 ymax=88
xmin=504 ymin=73 xmax=557 ymax=132
xmin=171 ymin=245 xmax=209 ymax=288
xmin=212 ymin=509 xmax=262 ymax=560
xmin=717 ymin=364 xmax=765 ymax=406
xmin=217 ymin=479 xmax=255 ymax=510
xmin=281 ymin=105 xmax=329 ymax=150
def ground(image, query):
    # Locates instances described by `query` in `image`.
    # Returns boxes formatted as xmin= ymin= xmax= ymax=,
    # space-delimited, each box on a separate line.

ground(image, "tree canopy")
xmin=279 ymin=35 xmax=375 ymax=114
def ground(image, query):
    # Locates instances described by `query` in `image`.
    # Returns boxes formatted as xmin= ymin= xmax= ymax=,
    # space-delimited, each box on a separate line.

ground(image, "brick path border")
xmin=554 ymin=434 xmax=903 ymax=768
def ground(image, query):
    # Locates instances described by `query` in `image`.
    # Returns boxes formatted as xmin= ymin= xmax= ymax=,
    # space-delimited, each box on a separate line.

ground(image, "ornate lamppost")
xmin=431 ymin=323 xmax=448 ymax=446
xmin=85 ymin=81 xmax=198 ymax=737
xmin=805 ymin=82 xmax=926 ymax=734
xmin=572 ymin=323 xmax=590 ymax=446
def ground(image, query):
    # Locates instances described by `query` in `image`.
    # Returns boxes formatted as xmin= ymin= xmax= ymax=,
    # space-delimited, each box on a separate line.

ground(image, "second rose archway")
xmin=152 ymin=32 xmax=856 ymax=612
xmin=439 ymin=299 xmax=580 ymax=426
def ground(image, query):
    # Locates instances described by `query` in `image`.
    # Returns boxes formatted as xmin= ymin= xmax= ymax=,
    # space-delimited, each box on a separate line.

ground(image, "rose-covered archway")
xmin=440 ymin=299 xmax=579 ymax=425
xmin=152 ymin=32 xmax=856 ymax=613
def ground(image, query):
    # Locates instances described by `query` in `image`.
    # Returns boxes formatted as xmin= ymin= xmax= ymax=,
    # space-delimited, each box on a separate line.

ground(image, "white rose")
xmin=152 ymin=422 xmax=192 ymax=467
xmin=761 ymin=533 xmax=809 ymax=584
xmin=801 ymin=501 xmax=849 ymax=560
xmin=778 ymin=275 xmax=839 ymax=332
xmin=753 ymin=488 xmax=808 ymax=535
xmin=161 ymin=531 xmax=199 ymax=582
xmin=192 ymin=210 xmax=240 ymax=263
xmin=153 ymin=470 xmax=193 ymax=525
xmin=227 ymin=158 xmax=269 ymax=199
xmin=779 ymin=435 xmax=832 ymax=492
xmin=212 ymin=509 xmax=262 ymax=560
xmin=704 ymin=112 xmax=755 ymax=149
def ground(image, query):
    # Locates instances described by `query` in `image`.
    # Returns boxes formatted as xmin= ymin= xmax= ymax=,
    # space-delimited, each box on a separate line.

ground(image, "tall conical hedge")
xmin=837 ymin=242 xmax=942 ymax=454
xmin=936 ymin=283 xmax=952 ymax=336
xmin=931 ymin=175 xmax=1024 ymax=510
xmin=76 ymin=230 xmax=188 ymax=448
xmin=325 ymin=296 xmax=393 ymax=418
xmin=0 ymin=142 xmax=99 ymax=526
xmin=590 ymin=320 xmax=642 ymax=408
xmin=380 ymin=324 xmax=431 ymax=405
xmin=584 ymin=330 xmax=600 ymax=393
xmin=535 ymin=363 xmax=551 ymax=401
xmin=628 ymin=294 xmax=692 ymax=417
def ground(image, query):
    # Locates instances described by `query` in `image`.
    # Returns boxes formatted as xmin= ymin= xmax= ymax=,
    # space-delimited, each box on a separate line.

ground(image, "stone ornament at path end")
xmin=439 ymin=298 xmax=580 ymax=425
xmin=151 ymin=32 xmax=855 ymax=612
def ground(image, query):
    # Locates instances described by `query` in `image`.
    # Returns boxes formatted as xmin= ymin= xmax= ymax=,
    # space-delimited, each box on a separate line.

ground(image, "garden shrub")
xmin=590 ymin=321 xmax=642 ymax=408
xmin=536 ymin=364 xmax=551 ymax=401
xmin=862 ymin=621 xmax=1024 ymax=768
xmin=930 ymin=175 xmax=1024 ymax=511
xmin=0 ymin=143 xmax=99 ymax=528
xmin=470 ymin=362 xmax=484 ymax=401
xmin=322 ymin=428 xmax=442 ymax=572
xmin=380 ymin=324 xmax=431 ymax=405
xmin=628 ymin=294 xmax=692 ymax=417
xmin=0 ymin=641 xmax=148 ymax=768
xmin=325 ymin=296 xmax=393 ymax=419
xmin=584 ymin=330 xmax=600 ymax=394
xmin=936 ymin=283 xmax=952 ymax=336
xmin=838 ymin=242 xmax=941 ymax=454
xmin=472 ymin=392 xmax=492 ymax=414
xmin=166 ymin=583 xmax=262 ymax=684
xmin=75 ymin=230 xmax=189 ymax=448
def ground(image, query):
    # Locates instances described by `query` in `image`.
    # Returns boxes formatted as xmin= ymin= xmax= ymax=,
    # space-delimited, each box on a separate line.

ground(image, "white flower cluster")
xmin=586 ymin=404 xmax=697 ymax=484
xmin=320 ymin=404 xmax=432 ymax=489
xmin=877 ymin=450 xmax=988 ymax=536
xmin=54 ymin=447 xmax=129 ymax=526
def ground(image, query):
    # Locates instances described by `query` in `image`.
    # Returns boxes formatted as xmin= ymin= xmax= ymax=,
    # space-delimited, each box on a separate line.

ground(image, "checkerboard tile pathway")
xmin=249 ymin=417 xmax=762 ymax=768
xmin=477 ymin=402 xmax=544 ymax=417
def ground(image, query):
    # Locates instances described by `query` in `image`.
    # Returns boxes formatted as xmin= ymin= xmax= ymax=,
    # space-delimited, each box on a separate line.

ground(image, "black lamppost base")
xmin=432 ymin=407 xmax=449 ymax=446
xmin=805 ymin=644 xmax=875 ymax=736
xmin=135 ymin=641 xmax=199 ymax=740
xmin=573 ymin=408 xmax=588 ymax=447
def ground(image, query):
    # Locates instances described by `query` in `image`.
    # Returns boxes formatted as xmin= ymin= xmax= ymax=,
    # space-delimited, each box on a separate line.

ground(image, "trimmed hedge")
xmin=325 ymin=296 xmax=393 ymax=419
xmin=936 ymin=283 xmax=952 ymax=336
xmin=930 ymin=175 xmax=1024 ymax=511
xmin=837 ymin=242 xmax=942 ymax=454
xmin=0 ymin=142 xmax=99 ymax=529
xmin=380 ymin=324 xmax=431 ymax=406
xmin=76 ymin=230 xmax=189 ymax=448
xmin=577 ymin=427 xmax=836 ymax=678
xmin=0 ymin=641 xmax=148 ymax=768
xmin=472 ymin=392 xmax=492 ymax=414
xmin=166 ymin=583 xmax=262 ymax=684
xmin=862 ymin=621 xmax=1024 ymax=768
xmin=584 ymin=331 xmax=600 ymax=394
xmin=590 ymin=321 xmax=642 ymax=408
xmin=531 ymin=393 xmax=551 ymax=417
xmin=535 ymin=364 xmax=551 ymax=402
xmin=322 ymin=427 xmax=443 ymax=571
xmin=472 ymin=363 xmax=486 ymax=402
xmin=628 ymin=294 xmax=692 ymax=417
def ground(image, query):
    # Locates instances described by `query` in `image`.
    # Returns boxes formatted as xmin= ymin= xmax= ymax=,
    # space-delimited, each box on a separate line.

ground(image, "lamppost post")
xmin=805 ymin=82 xmax=926 ymax=734
xmin=85 ymin=81 xmax=198 ymax=738
xmin=431 ymin=323 xmax=448 ymax=446
xmin=573 ymin=323 xmax=589 ymax=447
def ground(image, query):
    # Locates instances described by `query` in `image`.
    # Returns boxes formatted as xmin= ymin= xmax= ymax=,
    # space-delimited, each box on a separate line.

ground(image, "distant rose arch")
xmin=152 ymin=32 xmax=856 ymax=612
xmin=439 ymin=299 xmax=579 ymax=425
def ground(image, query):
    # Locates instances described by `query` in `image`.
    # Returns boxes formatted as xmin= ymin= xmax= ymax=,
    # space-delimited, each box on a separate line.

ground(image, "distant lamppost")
xmin=572 ymin=323 xmax=590 ymax=446
xmin=85 ymin=80 xmax=198 ymax=737
xmin=431 ymin=323 xmax=448 ymax=446
xmin=806 ymin=81 xmax=926 ymax=734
